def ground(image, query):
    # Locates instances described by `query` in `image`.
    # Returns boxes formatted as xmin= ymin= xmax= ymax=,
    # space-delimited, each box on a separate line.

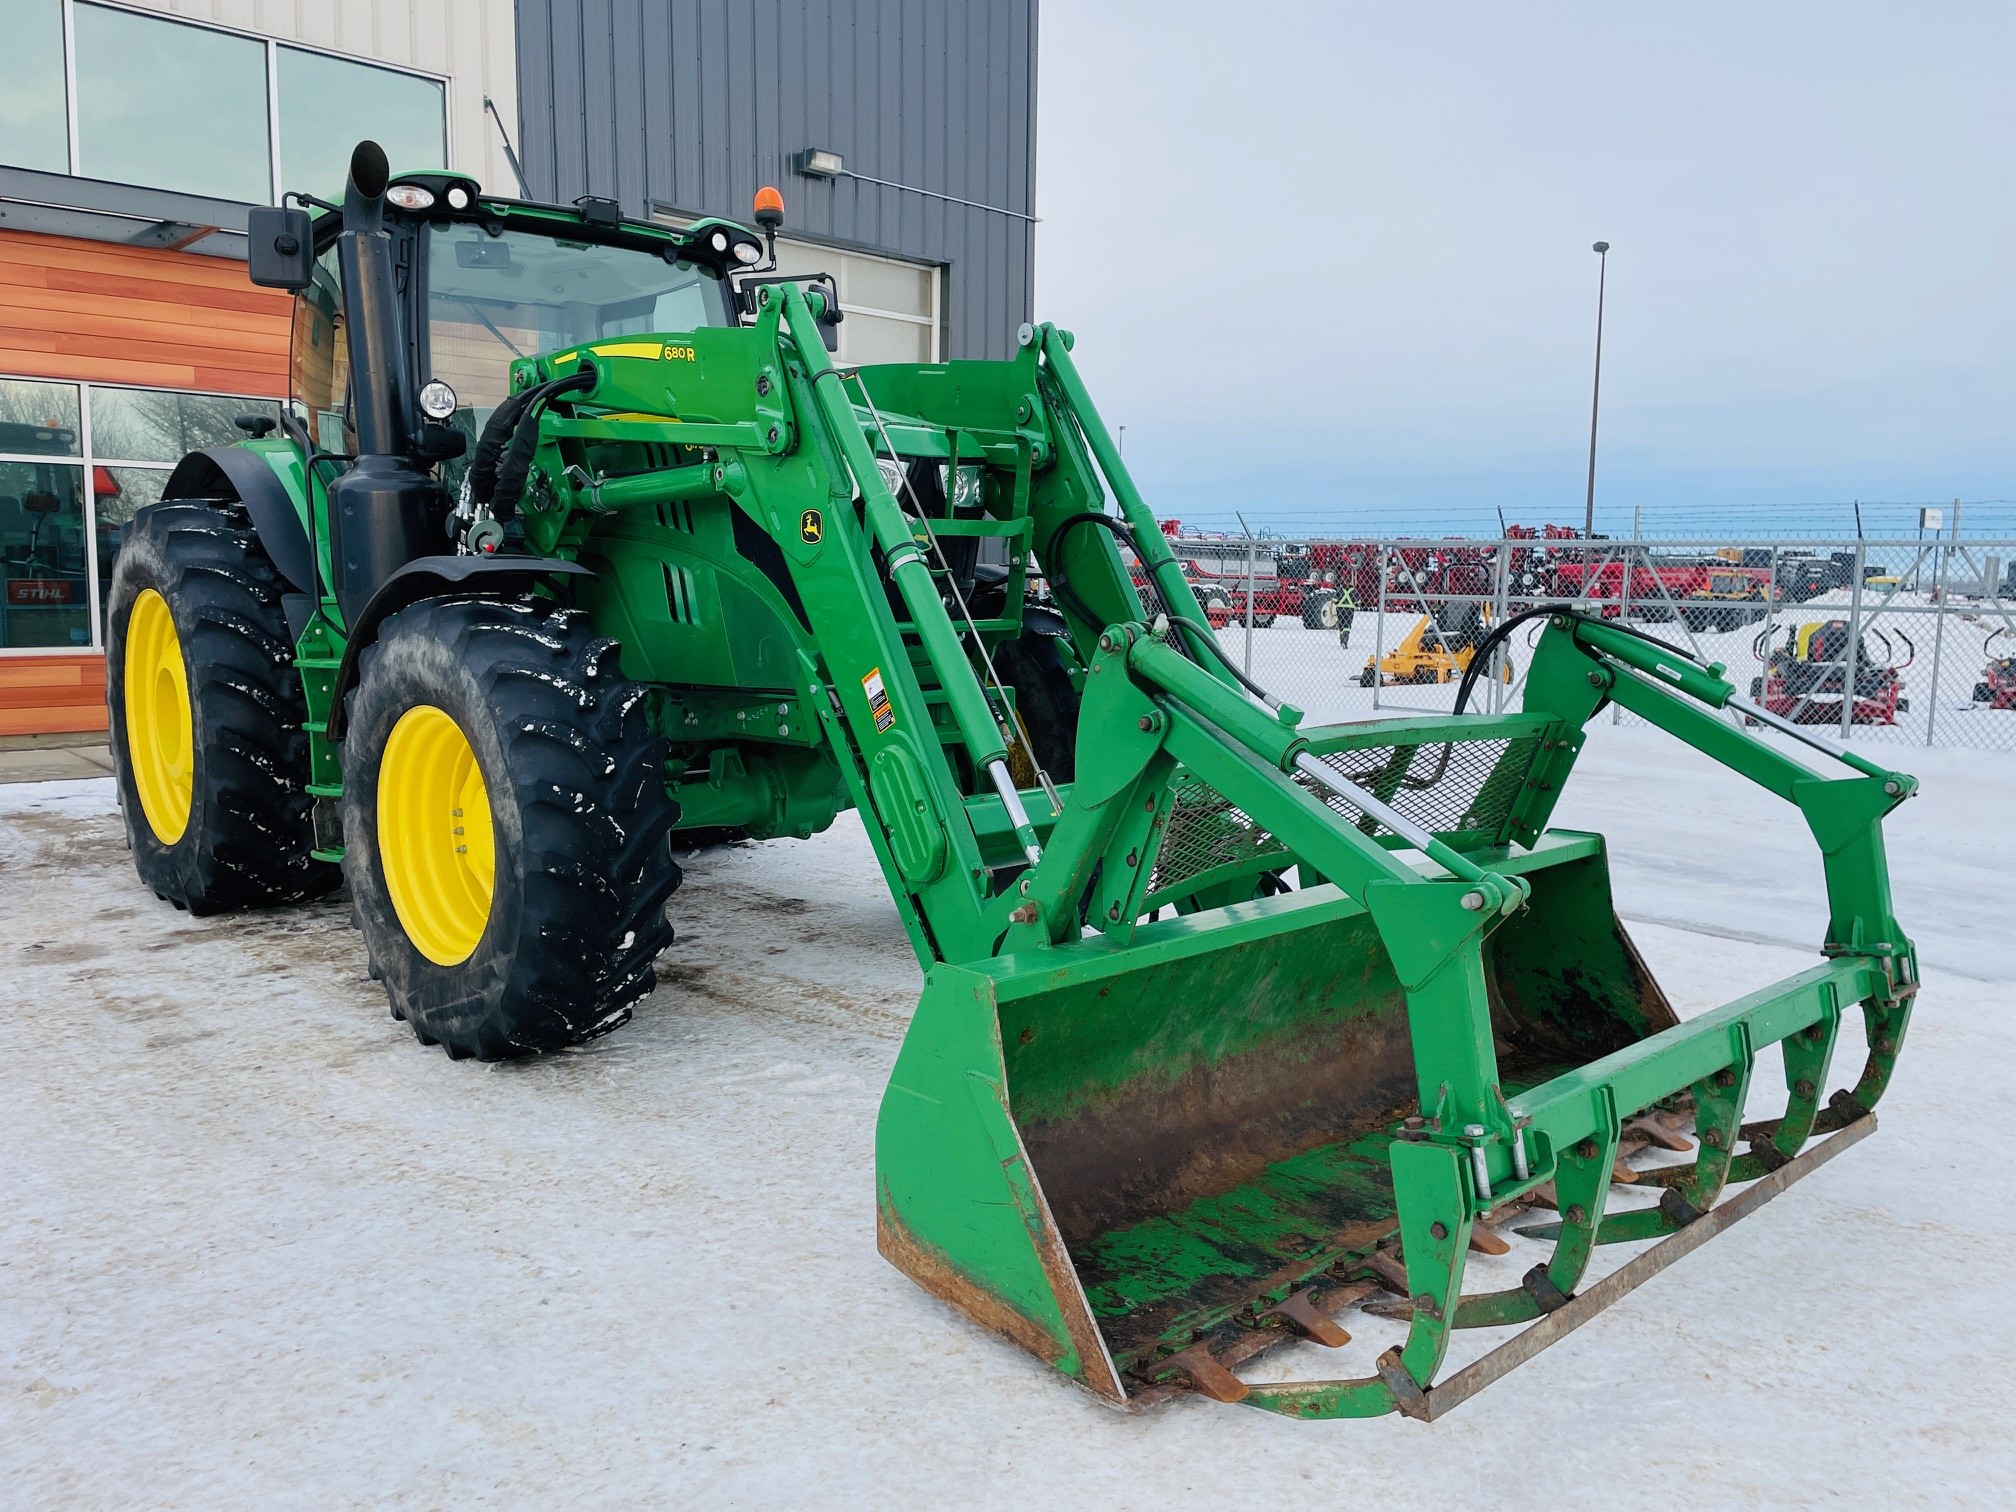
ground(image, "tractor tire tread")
xmin=105 ymin=499 xmax=337 ymax=914
xmin=994 ymin=614 xmax=1082 ymax=784
xmin=342 ymin=598 xmax=681 ymax=1061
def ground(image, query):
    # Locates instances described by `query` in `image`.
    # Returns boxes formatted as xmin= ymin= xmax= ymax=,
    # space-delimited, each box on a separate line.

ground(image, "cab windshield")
xmin=424 ymin=225 xmax=732 ymax=414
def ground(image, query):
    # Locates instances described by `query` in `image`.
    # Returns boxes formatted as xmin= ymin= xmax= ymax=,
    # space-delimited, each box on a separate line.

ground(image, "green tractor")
xmin=106 ymin=141 xmax=1919 ymax=1419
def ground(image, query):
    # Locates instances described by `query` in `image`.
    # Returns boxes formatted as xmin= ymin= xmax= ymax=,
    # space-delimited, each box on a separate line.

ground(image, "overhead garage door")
xmin=653 ymin=214 xmax=939 ymax=365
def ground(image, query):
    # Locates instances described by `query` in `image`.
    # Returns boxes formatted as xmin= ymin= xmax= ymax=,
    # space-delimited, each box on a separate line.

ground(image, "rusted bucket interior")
xmin=997 ymin=847 xmax=1674 ymax=1376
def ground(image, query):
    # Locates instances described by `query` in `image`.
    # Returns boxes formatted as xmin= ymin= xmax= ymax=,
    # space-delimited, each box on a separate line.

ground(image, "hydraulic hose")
xmin=1451 ymin=603 xmax=1708 ymax=716
xmin=464 ymin=385 xmax=540 ymax=507
xmin=488 ymin=367 xmax=597 ymax=522
xmin=1042 ymin=511 xmax=1279 ymax=706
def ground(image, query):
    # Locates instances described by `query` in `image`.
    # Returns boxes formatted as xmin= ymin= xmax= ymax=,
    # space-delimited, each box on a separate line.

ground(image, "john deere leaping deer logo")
xmin=800 ymin=509 xmax=823 ymax=544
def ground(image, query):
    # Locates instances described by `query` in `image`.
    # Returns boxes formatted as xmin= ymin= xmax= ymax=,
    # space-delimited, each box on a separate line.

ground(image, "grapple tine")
xmin=1159 ymin=1345 xmax=1250 ymax=1403
xmin=1467 ymin=1227 xmax=1512 ymax=1257
xmin=1257 ymin=1288 xmax=1352 ymax=1348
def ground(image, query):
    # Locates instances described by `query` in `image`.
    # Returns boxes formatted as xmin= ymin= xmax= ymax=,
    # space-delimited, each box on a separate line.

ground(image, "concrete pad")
xmin=0 ymin=744 xmax=114 ymax=785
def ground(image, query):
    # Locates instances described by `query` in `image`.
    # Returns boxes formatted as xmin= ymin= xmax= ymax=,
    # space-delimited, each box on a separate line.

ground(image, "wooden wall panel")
xmin=0 ymin=228 xmax=291 ymax=735
xmin=0 ymin=656 xmax=108 ymax=737
xmin=0 ymin=229 xmax=291 ymax=396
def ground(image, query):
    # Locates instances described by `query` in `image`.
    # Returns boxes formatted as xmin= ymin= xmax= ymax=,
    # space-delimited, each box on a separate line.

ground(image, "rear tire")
xmin=105 ymin=500 xmax=336 ymax=913
xmin=342 ymin=599 xmax=681 ymax=1060
xmin=995 ymin=611 xmax=1082 ymax=784
xmin=1302 ymin=589 xmax=1338 ymax=630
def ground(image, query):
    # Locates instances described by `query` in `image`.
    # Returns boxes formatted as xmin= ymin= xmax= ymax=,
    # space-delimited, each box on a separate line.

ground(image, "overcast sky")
xmin=1032 ymin=2 xmax=2014 ymax=533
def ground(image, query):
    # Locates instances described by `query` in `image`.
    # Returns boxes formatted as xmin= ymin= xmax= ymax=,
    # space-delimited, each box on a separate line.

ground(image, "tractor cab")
xmin=246 ymin=148 xmax=778 ymax=624
xmin=275 ymin=172 xmax=761 ymax=474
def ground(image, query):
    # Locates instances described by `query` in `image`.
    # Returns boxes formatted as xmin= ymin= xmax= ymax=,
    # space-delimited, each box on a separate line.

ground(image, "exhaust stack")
xmin=327 ymin=139 xmax=448 ymax=626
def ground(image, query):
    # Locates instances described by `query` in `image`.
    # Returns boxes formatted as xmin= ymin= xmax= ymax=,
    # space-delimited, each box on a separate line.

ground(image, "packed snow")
xmin=1 ymin=728 xmax=2011 ymax=1506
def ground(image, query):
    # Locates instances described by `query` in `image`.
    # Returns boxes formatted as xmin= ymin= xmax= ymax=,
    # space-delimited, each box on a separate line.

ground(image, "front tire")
xmin=994 ymin=612 xmax=1082 ymax=784
xmin=105 ymin=500 xmax=335 ymax=913
xmin=342 ymin=599 xmax=681 ymax=1060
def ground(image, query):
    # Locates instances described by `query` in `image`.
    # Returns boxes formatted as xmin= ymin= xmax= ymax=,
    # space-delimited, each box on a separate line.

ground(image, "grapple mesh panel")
xmin=1146 ymin=732 xmax=1546 ymax=900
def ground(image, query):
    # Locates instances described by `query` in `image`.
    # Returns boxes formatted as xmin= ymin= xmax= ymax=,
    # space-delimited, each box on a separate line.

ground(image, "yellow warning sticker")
xmin=862 ymin=667 xmax=894 ymax=733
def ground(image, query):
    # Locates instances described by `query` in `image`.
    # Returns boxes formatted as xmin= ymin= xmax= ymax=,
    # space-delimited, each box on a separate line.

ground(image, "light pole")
xmin=1583 ymin=241 xmax=1610 ymax=540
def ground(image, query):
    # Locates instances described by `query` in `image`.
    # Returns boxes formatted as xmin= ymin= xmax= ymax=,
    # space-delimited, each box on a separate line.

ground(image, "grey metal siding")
xmin=515 ymin=0 xmax=1037 ymax=359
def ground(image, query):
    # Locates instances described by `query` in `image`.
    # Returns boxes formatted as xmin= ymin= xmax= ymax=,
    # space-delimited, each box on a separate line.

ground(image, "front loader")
xmin=106 ymin=142 xmax=1917 ymax=1418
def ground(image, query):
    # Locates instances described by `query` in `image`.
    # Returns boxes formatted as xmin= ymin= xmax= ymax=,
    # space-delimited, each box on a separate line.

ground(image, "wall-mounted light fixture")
xmin=790 ymin=145 xmax=1036 ymax=221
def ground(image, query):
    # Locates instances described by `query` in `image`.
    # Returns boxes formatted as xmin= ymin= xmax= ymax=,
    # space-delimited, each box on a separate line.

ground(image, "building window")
xmin=89 ymin=386 xmax=275 ymax=464
xmin=279 ymin=47 xmax=447 ymax=200
xmin=0 ymin=377 xmax=87 ymax=649
xmin=0 ymin=0 xmax=70 ymax=174
xmin=73 ymin=2 xmax=273 ymax=203
xmin=0 ymin=374 xmax=279 ymax=654
xmin=0 ymin=2 xmax=448 ymax=206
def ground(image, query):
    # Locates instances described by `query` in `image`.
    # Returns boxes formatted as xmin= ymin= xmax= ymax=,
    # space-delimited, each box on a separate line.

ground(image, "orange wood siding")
xmin=0 ymin=655 xmax=108 ymax=737
xmin=0 ymin=228 xmax=292 ymax=396
xmin=1 ymin=228 xmax=290 ymax=735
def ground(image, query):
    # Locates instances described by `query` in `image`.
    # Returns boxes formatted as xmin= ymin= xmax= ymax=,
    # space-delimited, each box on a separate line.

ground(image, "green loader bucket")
xmin=878 ymin=830 xmax=1674 ymax=1407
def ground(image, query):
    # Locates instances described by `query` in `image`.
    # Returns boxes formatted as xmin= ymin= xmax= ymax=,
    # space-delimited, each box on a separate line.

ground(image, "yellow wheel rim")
xmin=377 ymin=705 xmax=496 ymax=966
xmin=124 ymin=588 xmax=194 ymax=844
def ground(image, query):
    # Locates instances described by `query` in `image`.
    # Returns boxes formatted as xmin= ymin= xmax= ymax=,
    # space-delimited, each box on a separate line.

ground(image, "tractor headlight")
xmin=386 ymin=184 xmax=436 ymax=211
xmin=445 ymin=185 xmax=472 ymax=210
xmin=418 ymin=380 xmax=459 ymax=420
xmin=732 ymin=239 xmax=762 ymax=265
xmin=877 ymin=457 xmax=906 ymax=498
xmin=944 ymin=464 xmax=985 ymax=510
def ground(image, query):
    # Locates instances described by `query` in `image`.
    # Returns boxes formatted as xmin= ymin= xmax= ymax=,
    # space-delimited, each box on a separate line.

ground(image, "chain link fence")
xmin=1156 ymin=533 xmax=2016 ymax=752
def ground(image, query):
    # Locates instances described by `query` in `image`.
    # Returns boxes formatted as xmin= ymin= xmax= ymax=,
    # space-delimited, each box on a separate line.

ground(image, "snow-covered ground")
xmin=2 ymin=730 xmax=2011 ymax=1507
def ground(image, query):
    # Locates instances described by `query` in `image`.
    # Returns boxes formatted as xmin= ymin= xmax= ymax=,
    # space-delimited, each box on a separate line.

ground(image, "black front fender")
xmin=325 ymin=555 xmax=595 ymax=740
xmin=164 ymin=447 xmax=315 ymax=595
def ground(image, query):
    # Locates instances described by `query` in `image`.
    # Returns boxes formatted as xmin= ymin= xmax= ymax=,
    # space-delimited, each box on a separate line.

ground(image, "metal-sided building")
xmin=0 ymin=0 xmax=1037 ymax=735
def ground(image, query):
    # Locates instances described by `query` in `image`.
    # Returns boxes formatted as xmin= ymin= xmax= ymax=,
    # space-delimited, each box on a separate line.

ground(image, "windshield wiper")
xmin=449 ymin=297 xmax=526 ymax=358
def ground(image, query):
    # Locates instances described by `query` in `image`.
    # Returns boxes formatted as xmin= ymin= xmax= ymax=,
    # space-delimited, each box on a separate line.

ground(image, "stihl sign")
xmin=6 ymin=579 xmax=77 ymax=606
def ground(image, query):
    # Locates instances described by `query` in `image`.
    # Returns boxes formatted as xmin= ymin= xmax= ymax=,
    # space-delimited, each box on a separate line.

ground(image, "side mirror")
xmin=247 ymin=206 xmax=315 ymax=291
xmin=807 ymin=272 xmax=843 ymax=354
xmin=23 ymin=491 xmax=62 ymax=515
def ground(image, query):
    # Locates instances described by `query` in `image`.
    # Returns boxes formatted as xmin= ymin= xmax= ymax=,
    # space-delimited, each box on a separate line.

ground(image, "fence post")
xmin=1373 ymin=543 xmax=1387 ymax=711
xmin=1841 ymin=542 xmax=1866 ymax=739
xmin=1761 ymin=545 xmax=1779 ymax=723
xmin=1613 ymin=538 xmax=1637 ymax=725
xmin=1926 ymin=534 xmax=1950 ymax=748
xmin=1243 ymin=535 xmax=1255 ymax=675
xmin=1493 ymin=537 xmax=1512 ymax=712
